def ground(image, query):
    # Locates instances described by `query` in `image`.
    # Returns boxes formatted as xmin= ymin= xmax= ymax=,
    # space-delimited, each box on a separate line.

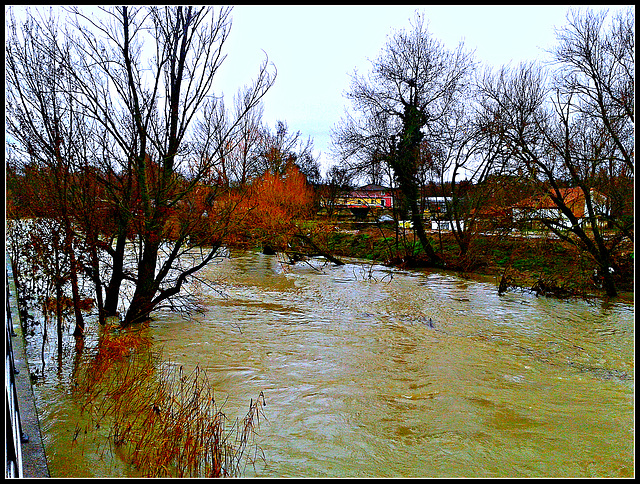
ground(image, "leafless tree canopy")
xmin=332 ymin=12 xmax=476 ymax=263
xmin=6 ymin=6 xmax=276 ymax=326
xmin=475 ymin=7 xmax=634 ymax=296
xmin=331 ymin=7 xmax=633 ymax=294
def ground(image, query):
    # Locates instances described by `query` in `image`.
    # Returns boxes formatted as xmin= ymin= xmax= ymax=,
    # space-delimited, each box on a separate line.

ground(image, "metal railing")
xmin=6 ymin=279 xmax=25 ymax=478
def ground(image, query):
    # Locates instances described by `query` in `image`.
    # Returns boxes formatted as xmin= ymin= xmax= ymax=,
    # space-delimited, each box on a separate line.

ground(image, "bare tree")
xmin=551 ymin=7 xmax=634 ymax=245
xmin=477 ymin=8 xmax=634 ymax=297
xmin=6 ymin=9 xmax=92 ymax=336
xmin=431 ymin=94 xmax=511 ymax=259
xmin=256 ymin=120 xmax=319 ymax=182
xmin=553 ymin=8 xmax=634 ymax=173
xmin=7 ymin=6 xmax=276 ymax=327
xmin=227 ymin=96 xmax=265 ymax=186
xmin=80 ymin=6 xmax=274 ymax=326
xmin=331 ymin=108 xmax=395 ymax=187
xmin=332 ymin=12 xmax=475 ymax=265
xmin=196 ymin=90 xmax=268 ymax=188
xmin=319 ymin=165 xmax=354 ymax=218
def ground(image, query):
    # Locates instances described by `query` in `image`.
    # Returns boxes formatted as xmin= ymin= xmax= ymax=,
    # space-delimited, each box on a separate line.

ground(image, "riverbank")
xmin=6 ymin=254 xmax=50 ymax=478
xmin=313 ymin=225 xmax=634 ymax=300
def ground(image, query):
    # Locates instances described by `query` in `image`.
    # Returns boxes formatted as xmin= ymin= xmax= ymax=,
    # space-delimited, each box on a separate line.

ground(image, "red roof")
xmin=515 ymin=188 xmax=606 ymax=218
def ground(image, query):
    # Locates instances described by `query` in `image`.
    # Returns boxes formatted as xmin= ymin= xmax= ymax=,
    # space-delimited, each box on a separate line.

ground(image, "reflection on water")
xmin=29 ymin=250 xmax=634 ymax=477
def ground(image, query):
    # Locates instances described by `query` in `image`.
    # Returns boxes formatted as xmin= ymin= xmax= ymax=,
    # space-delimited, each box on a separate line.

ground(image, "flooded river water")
xmin=27 ymin=250 xmax=634 ymax=477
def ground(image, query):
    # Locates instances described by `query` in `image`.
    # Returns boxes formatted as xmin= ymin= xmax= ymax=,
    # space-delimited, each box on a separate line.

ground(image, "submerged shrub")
xmin=73 ymin=329 xmax=266 ymax=477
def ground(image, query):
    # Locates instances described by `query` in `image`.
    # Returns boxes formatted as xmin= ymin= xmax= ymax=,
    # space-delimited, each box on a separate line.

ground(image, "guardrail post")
xmin=6 ymin=279 xmax=25 ymax=478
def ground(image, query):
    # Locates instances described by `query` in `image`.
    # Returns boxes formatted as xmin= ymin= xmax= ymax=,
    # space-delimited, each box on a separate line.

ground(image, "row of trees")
xmin=5 ymin=5 xmax=634 ymax=338
xmin=6 ymin=6 xmax=320 ymax=329
xmin=331 ymin=8 xmax=634 ymax=296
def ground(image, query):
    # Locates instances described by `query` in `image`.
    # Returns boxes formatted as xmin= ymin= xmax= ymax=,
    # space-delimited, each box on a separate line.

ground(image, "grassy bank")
xmin=320 ymin=224 xmax=634 ymax=299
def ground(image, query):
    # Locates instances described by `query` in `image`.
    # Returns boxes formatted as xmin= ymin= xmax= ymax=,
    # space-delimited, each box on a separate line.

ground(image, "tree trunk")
xmin=104 ymin=227 xmax=128 ymax=317
xmin=69 ymin=251 xmax=85 ymax=338
xmin=53 ymin=243 xmax=64 ymax=359
xmin=122 ymin=239 xmax=160 ymax=327
xmin=394 ymin=102 xmax=441 ymax=266
xmin=397 ymin=163 xmax=440 ymax=265
xmin=123 ymin=289 xmax=156 ymax=327
xmin=409 ymin=197 xmax=441 ymax=265
xmin=86 ymin=236 xmax=107 ymax=326
xmin=598 ymin=264 xmax=618 ymax=298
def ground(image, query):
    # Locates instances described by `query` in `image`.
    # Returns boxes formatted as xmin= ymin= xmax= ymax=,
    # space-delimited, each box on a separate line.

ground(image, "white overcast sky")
xmin=7 ymin=4 xmax=629 ymax=176
xmin=215 ymin=4 xmax=627 ymax=174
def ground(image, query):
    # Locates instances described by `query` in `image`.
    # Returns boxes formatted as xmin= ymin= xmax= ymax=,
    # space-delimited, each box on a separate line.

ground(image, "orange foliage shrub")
xmin=226 ymin=165 xmax=314 ymax=250
xmin=160 ymin=165 xmax=314 ymax=249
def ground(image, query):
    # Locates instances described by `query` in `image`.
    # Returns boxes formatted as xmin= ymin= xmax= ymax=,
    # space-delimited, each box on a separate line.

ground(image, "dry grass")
xmin=72 ymin=328 xmax=266 ymax=477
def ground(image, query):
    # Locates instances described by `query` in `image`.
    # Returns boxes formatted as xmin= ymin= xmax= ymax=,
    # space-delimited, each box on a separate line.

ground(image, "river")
xmin=25 ymin=250 xmax=634 ymax=477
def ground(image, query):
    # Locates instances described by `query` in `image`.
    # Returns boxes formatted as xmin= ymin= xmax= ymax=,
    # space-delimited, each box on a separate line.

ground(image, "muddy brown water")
xmin=25 ymin=250 xmax=634 ymax=477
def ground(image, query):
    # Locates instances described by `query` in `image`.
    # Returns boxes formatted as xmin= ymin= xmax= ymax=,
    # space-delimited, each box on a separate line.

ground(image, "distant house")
xmin=512 ymin=187 xmax=609 ymax=229
xmin=422 ymin=196 xmax=450 ymax=218
xmin=421 ymin=196 xmax=469 ymax=232
xmin=335 ymin=184 xmax=394 ymax=209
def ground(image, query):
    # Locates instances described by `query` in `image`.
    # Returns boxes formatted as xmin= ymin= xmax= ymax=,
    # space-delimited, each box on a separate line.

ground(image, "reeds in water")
xmin=73 ymin=328 xmax=266 ymax=477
